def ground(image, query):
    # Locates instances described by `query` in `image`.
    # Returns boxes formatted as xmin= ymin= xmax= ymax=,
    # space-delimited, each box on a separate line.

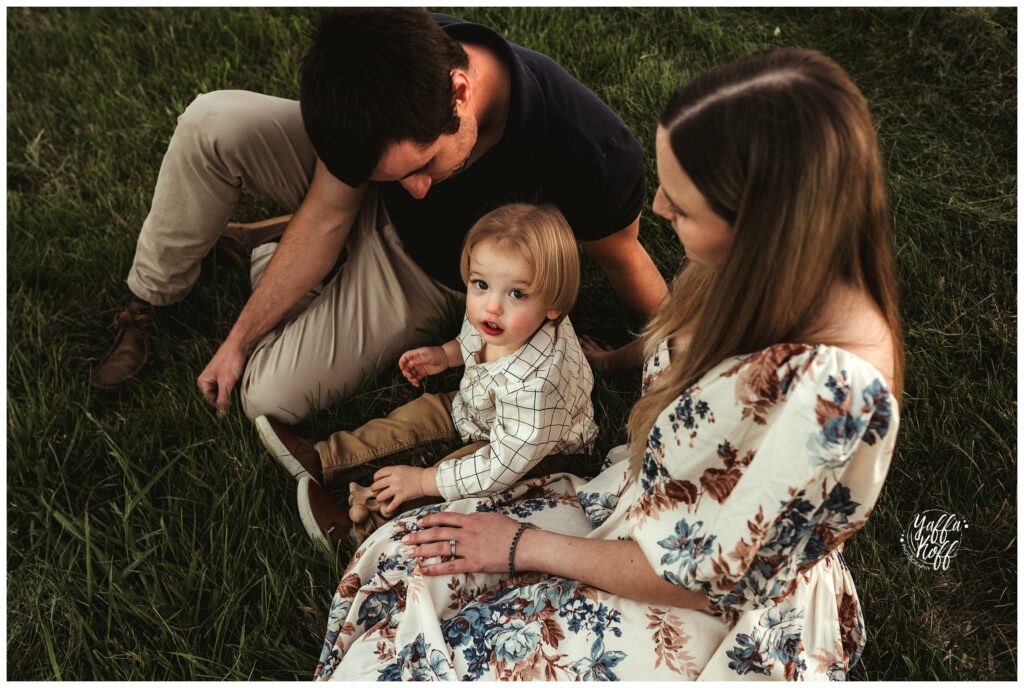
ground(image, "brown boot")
xmin=297 ymin=476 xmax=354 ymax=555
xmin=255 ymin=415 xmax=325 ymax=484
xmin=217 ymin=214 xmax=292 ymax=262
xmin=90 ymin=300 xmax=153 ymax=390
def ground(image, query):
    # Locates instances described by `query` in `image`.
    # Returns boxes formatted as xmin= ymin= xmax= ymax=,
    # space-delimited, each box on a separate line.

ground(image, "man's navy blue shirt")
xmin=381 ymin=14 xmax=646 ymax=292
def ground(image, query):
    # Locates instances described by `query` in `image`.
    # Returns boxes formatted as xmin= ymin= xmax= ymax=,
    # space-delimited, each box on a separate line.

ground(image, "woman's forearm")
xmin=516 ymin=529 xmax=710 ymax=609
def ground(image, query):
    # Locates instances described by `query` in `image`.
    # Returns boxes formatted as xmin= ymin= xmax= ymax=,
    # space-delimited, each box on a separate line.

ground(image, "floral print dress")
xmin=313 ymin=341 xmax=898 ymax=681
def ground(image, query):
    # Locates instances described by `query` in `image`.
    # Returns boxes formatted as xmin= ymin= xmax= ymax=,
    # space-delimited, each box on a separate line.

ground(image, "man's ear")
xmin=451 ymin=70 xmax=471 ymax=109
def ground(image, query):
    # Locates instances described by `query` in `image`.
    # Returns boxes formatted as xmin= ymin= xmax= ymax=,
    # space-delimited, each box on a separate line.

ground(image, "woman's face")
xmin=653 ymin=126 xmax=733 ymax=269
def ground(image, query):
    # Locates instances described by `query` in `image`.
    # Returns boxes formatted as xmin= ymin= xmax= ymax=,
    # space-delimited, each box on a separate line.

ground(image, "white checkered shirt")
xmin=434 ymin=314 xmax=598 ymax=501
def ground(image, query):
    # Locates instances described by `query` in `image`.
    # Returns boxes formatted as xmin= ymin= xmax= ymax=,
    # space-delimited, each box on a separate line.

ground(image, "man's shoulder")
xmin=515 ymin=47 xmax=636 ymax=155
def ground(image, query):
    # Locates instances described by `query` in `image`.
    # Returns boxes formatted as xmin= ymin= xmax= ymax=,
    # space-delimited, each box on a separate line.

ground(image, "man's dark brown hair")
xmin=300 ymin=8 xmax=469 ymax=187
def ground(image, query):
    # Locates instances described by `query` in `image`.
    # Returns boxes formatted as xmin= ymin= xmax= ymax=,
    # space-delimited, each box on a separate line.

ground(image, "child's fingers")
xmin=382 ymin=494 xmax=406 ymax=516
xmin=370 ymin=475 xmax=390 ymax=494
xmin=376 ymin=486 xmax=398 ymax=505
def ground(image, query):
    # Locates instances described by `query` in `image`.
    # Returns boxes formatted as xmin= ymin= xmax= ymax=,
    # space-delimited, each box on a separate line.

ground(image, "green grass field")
xmin=7 ymin=7 xmax=1016 ymax=681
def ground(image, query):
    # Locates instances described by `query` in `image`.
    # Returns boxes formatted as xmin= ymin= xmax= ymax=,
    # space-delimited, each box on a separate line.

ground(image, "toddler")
xmin=256 ymin=203 xmax=598 ymax=550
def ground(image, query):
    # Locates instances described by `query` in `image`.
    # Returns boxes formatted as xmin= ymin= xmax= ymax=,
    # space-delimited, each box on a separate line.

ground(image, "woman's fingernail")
xmin=401 ymin=535 xmax=409 ymax=543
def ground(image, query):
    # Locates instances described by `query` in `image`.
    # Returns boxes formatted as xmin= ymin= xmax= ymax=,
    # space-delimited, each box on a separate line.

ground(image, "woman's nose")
xmin=652 ymin=187 xmax=670 ymax=219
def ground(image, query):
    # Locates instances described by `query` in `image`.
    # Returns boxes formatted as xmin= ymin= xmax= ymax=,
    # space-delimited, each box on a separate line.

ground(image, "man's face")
xmin=370 ymin=113 xmax=478 ymax=200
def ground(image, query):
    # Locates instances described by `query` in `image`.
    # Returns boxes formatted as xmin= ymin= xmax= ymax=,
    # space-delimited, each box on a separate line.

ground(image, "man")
xmin=92 ymin=9 xmax=666 ymax=426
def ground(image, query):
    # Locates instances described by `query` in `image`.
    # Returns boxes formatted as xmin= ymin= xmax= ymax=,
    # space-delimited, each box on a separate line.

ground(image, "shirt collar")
xmin=460 ymin=317 xmax=558 ymax=383
xmin=439 ymin=17 xmax=545 ymax=166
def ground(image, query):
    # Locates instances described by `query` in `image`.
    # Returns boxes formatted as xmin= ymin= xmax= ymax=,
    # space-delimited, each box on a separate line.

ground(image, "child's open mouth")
xmin=481 ymin=321 xmax=504 ymax=336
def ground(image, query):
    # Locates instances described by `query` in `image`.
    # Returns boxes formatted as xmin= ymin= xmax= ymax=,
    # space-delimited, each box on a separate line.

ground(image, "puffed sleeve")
xmin=628 ymin=345 xmax=899 ymax=614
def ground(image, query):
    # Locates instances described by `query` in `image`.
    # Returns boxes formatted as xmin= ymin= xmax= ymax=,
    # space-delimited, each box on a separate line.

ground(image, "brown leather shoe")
xmin=90 ymin=300 xmax=153 ymax=390
xmin=255 ymin=415 xmax=324 ymax=484
xmin=297 ymin=476 xmax=353 ymax=554
xmin=217 ymin=214 xmax=292 ymax=262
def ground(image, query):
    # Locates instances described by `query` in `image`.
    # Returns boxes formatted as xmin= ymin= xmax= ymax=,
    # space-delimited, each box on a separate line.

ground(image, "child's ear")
xmin=546 ymin=308 xmax=560 ymax=321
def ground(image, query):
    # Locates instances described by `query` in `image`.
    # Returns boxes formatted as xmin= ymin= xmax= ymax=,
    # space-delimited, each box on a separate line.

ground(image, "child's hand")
xmin=370 ymin=466 xmax=428 ymax=516
xmin=398 ymin=346 xmax=449 ymax=387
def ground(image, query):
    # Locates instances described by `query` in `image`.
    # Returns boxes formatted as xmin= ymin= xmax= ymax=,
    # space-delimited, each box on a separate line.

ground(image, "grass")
xmin=7 ymin=7 xmax=1016 ymax=681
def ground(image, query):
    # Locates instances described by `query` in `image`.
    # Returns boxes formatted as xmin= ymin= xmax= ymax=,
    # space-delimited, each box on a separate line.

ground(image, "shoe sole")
xmin=254 ymin=415 xmax=315 ymax=484
xmin=297 ymin=476 xmax=345 ymax=558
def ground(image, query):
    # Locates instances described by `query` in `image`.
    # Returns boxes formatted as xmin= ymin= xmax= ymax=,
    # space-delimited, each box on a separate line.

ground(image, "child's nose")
xmin=485 ymin=295 xmax=503 ymax=314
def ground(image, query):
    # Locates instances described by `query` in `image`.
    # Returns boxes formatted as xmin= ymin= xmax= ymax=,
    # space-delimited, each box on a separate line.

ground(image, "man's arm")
xmin=579 ymin=215 xmax=667 ymax=320
xmin=197 ymin=158 xmax=367 ymax=415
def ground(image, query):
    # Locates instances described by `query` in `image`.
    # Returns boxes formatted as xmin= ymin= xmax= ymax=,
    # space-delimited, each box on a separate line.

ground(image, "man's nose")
xmin=401 ymin=174 xmax=431 ymax=200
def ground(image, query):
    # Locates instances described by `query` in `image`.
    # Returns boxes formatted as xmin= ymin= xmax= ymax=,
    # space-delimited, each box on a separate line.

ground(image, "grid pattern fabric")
xmin=435 ymin=314 xmax=598 ymax=501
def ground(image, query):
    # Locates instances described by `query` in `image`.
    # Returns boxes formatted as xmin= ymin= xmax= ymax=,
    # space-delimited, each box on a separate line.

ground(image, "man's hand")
xmin=580 ymin=336 xmax=645 ymax=372
xmin=197 ymin=339 xmax=248 ymax=417
xmin=398 ymin=346 xmax=450 ymax=387
xmin=371 ymin=466 xmax=434 ymax=516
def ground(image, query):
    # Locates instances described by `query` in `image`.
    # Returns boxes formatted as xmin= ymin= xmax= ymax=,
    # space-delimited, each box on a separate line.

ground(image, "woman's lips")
xmin=481 ymin=321 xmax=504 ymax=336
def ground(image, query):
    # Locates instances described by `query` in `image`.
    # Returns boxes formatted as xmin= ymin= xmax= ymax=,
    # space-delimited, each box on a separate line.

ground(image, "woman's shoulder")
xmin=713 ymin=341 xmax=896 ymax=410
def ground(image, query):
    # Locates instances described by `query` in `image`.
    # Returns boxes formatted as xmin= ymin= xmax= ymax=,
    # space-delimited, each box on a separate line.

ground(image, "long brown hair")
xmin=627 ymin=48 xmax=904 ymax=471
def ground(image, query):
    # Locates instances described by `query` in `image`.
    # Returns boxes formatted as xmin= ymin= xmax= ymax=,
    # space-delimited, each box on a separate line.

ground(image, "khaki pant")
xmin=126 ymin=91 xmax=464 ymax=422
xmin=316 ymin=391 xmax=481 ymax=484
xmin=317 ymin=391 xmax=594 ymax=488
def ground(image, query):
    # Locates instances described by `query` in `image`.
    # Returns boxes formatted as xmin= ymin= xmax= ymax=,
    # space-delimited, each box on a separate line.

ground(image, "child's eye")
xmin=509 ymin=289 xmax=527 ymax=300
xmin=471 ymin=279 xmax=488 ymax=290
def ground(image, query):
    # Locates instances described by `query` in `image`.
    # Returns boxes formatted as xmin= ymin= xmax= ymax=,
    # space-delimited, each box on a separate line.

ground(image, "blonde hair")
xmin=627 ymin=48 xmax=905 ymax=473
xmin=459 ymin=203 xmax=580 ymax=324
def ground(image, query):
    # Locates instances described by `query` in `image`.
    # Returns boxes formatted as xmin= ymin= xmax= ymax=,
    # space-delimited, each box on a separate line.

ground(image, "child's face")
xmin=465 ymin=239 xmax=560 ymax=360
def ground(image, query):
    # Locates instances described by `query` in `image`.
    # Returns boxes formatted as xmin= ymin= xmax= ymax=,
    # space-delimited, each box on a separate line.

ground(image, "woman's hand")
xmin=398 ymin=346 xmax=449 ymax=387
xmin=402 ymin=511 xmax=522 ymax=575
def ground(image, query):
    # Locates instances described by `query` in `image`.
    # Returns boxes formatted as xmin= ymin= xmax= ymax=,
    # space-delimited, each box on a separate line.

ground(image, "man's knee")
xmin=240 ymin=365 xmax=313 ymax=424
xmin=175 ymin=90 xmax=266 ymax=163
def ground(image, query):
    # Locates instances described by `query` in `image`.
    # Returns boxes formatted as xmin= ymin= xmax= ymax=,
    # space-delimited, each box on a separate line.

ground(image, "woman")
xmin=313 ymin=47 xmax=902 ymax=681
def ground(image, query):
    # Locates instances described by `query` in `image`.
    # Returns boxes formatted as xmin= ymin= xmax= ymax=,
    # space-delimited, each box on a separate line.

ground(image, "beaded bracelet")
xmin=507 ymin=522 xmax=535 ymax=578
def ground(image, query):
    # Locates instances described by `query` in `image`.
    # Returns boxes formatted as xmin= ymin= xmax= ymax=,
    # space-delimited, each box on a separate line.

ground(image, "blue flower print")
xmin=376 ymin=661 xmax=401 ymax=682
xmin=463 ymin=644 xmax=490 ymax=680
xmin=557 ymin=595 xmax=623 ymax=637
xmin=670 ymin=394 xmax=711 ymax=433
xmin=569 ymin=636 xmax=626 ymax=681
xmin=861 ymin=379 xmax=892 ymax=445
xmin=317 ymin=596 xmax=352 ymax=670
xmin=658 ymin=519 xmax=716 ymax=583
xmin=825 ymin=374 xmax=848 ymax=405
xmin=640 ymin=447 xmax=669 ymax=493
xmin=377 ymin=553 xmax=403 ymax=573
xmin=521 ymin=577 xmax=580 ymax=616
xmin=385 ymin=633 xmax=455 ymax=681
xmin=726 ymin=632 xmax=771 ymax=675
xmin=357 ymin=589 xmax=398 ymax=629
xmin=578 ymin=490 xmax=618 ymax=527
xmin=726 ymin=605 xmax=807 ymax=678
xmin=488 ymin=618 xmax=542 ymax=664
xmin=442 ymin=606 xmax=486 ymax=647
xmin=811 ymin=373 xmax=873 ymax=468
